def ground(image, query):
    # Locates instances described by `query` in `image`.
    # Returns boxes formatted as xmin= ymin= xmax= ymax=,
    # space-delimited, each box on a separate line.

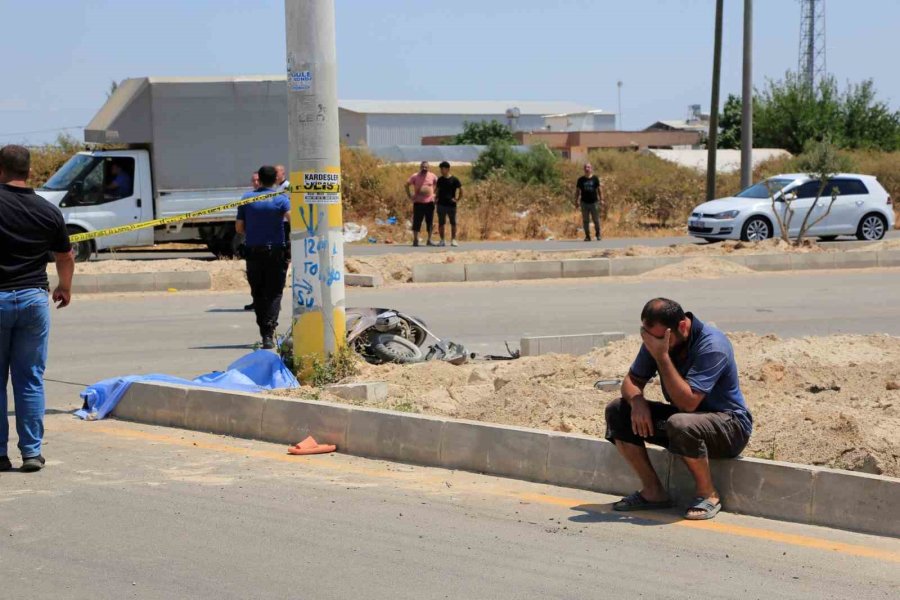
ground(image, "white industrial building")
xmin=542 ymin=110 xmax=615 ymax=132
xmin=338 ymin=100 xmax=599 ymax=146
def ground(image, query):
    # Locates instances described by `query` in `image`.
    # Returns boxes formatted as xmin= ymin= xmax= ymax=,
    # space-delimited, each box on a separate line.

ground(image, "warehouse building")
xmin=338 ymin=100 xmax=595 ymax=146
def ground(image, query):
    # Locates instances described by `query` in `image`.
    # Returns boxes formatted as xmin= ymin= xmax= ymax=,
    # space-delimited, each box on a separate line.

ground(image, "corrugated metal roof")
xmin=339 ymin=100 xmax=592 ymax=115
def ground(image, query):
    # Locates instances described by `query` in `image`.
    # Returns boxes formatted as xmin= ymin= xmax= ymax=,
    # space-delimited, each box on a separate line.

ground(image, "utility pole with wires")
xmin=740 ymin=0 xmax=753 ymax=189
xmin=706 ymin=0 xmax=724 ymax=201
xmin=285 ymin=0 xmax=347 ymax=372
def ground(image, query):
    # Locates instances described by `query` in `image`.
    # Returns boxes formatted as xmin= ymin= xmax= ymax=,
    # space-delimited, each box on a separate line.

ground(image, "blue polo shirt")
xmin=236 ymin=188 xmax=290 ymax=248
xmin=629 ymin=313 xmax=752 ymax=435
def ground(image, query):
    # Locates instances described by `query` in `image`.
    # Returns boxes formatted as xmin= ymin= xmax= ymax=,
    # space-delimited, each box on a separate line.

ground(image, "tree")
xmin=768 ymin=138 xmax=847 ymax=245
xmin=471 ymin=142 xmax=560 ymax=186
xmin=452 ymin=120 xmax=515 ymax=145
xmin=717 ymin=94 xmax=742 ymax=149
xmin=754 ymin=73 xmax=900 ymax=153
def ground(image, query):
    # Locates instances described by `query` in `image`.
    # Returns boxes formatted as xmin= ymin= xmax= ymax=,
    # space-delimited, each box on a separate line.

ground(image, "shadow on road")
xmin=8 ymin=408 xmax=76 ymax=417
xmin=569 ymin=503 xmax=681 ymax=527
xmin=189 ymin=344 xmax=256 ymax=350
xmin=206 ymin=309 xmax=250 ymax=313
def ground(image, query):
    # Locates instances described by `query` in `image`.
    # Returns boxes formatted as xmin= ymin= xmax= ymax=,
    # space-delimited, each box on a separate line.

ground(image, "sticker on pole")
xmin=289 ymin=70 xmax=312 ymax=92
xmin=292 ymin=169 xmax=341 ymax=205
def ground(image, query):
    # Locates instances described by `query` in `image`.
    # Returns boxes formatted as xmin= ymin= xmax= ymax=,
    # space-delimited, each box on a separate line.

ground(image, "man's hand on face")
xmin=641 ymin=327 xmax=670 ymax=363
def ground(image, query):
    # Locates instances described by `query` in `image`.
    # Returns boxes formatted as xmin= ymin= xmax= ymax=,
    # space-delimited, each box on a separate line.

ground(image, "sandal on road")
xmin=684 ymin=497 xmax=722 ymax=520
xmin=613 ymin=491 xmax=674 ymax=512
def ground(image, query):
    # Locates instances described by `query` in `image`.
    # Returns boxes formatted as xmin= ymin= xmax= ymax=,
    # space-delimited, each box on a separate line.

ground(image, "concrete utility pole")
xmin=285 ymin=0 xmax=346 ymax=370
xmin=740 ymin=0 xmax=753 ymax=189
xmin=617 ymin=81 xmax=623 ymax=130
xmin=706 ymin=0 xmax=724 ymax=201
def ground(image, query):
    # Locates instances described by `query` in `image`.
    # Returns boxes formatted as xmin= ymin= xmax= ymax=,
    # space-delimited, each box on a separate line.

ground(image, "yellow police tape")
xmin=67 ymin=190 xmax=286 ymax=243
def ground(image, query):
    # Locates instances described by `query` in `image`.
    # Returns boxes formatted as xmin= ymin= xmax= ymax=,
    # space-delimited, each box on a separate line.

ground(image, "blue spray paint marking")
xmin=325 ymin=268 xmax=342 ymax=286
xmin=298 ymin=205 xmax=317 ymax=236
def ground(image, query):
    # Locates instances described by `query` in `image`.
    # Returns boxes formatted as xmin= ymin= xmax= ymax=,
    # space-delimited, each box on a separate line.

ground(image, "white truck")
xmin=36 ymin=76 xmax=290 ymax=261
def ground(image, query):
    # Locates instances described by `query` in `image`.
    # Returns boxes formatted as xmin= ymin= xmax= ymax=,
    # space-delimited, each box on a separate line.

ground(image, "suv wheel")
xmin=856 ymin=213 xmax=887 ymax=241
xmin=741 ymin=217 xmax=772 ymax=242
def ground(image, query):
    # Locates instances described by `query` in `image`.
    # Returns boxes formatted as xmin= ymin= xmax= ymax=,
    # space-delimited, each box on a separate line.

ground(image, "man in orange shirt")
xmin=405 ymin=161 xmax=438 ymax=247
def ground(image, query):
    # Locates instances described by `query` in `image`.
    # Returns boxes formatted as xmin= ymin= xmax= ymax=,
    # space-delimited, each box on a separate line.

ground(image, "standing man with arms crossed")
xmin=574 ymin=163 xmax=603 ymax=241
xmin=405 ymin=161 xmax=438 ymax=247
xmin=236 ymin=166 xmax=290 ymax=349
xmin=0 ymin=145 xmax=74 ymax=472
xmin=604 ymin=298 xmax=752 ymax=520
xmin=435 ymin=161 xmax=462 ymax=247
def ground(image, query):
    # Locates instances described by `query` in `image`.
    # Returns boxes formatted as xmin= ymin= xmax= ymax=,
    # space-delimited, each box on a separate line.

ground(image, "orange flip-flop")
xmin=287 ymin=435 xmax=337 ymax=455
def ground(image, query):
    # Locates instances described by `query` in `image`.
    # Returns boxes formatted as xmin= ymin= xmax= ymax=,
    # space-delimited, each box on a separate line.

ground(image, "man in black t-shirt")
xmin=435 ymin=161 xmax=463 ymax=247
xmin=574 ymin=163 xmax=603 ymax=241
xmin=0 ymin=145 xmax=74 ymax=473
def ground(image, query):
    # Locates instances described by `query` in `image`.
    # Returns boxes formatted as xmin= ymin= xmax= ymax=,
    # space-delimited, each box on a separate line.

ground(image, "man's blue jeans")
xmin=0 ymin=288 xmax=51 ymax=458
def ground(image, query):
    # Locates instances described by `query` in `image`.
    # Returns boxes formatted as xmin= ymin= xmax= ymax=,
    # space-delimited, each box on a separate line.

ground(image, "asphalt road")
xmin=5 ymin=266 xmax=900 ymax=598
xmin=2 ymin=417 xmax=897 ymax=599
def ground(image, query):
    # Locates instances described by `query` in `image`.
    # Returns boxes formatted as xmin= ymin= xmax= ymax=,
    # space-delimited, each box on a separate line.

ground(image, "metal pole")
xmin=740 ymin=0 xmax=753 ymax=189
xmin=285 ymin=0 xmax=346 ymax=371
xmin=706 ymin=0 xmax=724 ymax=201
xmin=617 ymin=81 xmax=623 ymax=130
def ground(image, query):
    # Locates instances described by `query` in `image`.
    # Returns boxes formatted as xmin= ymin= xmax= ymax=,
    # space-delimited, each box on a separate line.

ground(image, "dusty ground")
xmin=63 ymin=258 xmax=250 ymax=291
xmin=281 ymin=333 xmax=900 ymax=478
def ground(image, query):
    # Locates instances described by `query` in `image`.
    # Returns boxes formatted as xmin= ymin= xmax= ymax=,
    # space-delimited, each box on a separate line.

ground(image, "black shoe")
xmin=21 ymin=455 xmax=45 ymax=473
xmin=596 ymin=236 xmax=602 ymax=241
xmin=262 ymin=336 xmax=276 ymax=350
xmin=0 ymin=456 xmax=11 ymax=472
xmin=412 ymin=239 xmax=419 ymax=247
xmin=584 ymin=236 xmax=591 ymax=242
xmin=244 ymin=303 xmax=255 ymax=311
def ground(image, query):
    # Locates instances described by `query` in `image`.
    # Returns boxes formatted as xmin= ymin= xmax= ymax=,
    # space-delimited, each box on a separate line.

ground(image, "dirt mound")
xmin=66 ymin=259 xmax=251 ymax=291
xmin=283 ymin=333 xmax=900 ymax=477
xmin=640 ymin=257 xmax=754 ymax=280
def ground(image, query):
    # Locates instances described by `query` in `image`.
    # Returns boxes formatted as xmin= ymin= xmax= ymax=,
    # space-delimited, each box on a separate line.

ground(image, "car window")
xmin=792 ymin=181 xmax=822 ymax=199
xmin=825 ymin=179 xmax=869 ymax=196
xmin=736 ymin=178 xmax=794 ymax=198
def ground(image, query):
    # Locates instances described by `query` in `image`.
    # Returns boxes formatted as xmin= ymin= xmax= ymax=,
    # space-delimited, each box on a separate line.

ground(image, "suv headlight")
xmin=712 ymin=210 xmax=740 ymax=219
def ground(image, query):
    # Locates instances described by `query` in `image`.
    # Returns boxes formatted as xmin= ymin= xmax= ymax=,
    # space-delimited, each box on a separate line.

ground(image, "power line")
xmin=0 ymin=125 xmax=84 ymax=138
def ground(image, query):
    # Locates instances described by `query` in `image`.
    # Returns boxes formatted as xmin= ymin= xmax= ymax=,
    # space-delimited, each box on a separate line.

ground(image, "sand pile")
xmin=63 ymin=258 xmax=252 ymax=291
xmin=284 ymin=333 xmax=900 ymax=477
xmin=640 ymin=257 xmax=754 ymax=280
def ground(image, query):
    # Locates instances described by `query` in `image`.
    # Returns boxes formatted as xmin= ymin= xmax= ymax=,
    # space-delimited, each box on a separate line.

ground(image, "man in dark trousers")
xmin=236 ymin=166 xmax=290 ymax=349
xmin=604 ymin=298 xmax=752 ymax=520
xmin=0 ymin=145 xmax=74 ymax=473
xmin=574 ymin=162 xmax=603 ymax=241
xmin=435 ymin=161 xmax=462 ymax=247
xmin=405 ymin=161 xmax=438 ymax=247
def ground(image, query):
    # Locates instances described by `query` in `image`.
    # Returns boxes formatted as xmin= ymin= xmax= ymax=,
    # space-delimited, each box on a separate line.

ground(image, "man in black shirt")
xmin=574 ymin=163 xmax=603 ymax=241
xmin=435 ymin=161 xmax=463 ymax=247
xmin=0 ymin=145 xmax=74 ymax=473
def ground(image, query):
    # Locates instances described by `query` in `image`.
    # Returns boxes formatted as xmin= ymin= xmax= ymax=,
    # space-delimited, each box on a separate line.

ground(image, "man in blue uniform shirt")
xmin=236 ymin=166 xmax=290 ymax=349
xmin=604 ymin=298 xmax=752 ymax=520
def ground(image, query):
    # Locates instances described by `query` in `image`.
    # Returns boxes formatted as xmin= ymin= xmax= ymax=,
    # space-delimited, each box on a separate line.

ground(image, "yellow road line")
xmin=86 ymin=422 xmax=900 ymax=564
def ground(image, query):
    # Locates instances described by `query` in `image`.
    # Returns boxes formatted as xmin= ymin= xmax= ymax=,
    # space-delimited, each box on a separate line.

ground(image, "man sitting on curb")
xmin=604 ymin=298 xmax=753 ymax=520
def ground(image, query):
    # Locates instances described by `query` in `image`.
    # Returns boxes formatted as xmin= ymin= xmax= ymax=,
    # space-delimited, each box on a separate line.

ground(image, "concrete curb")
xmin=49 ymin=271 xmax=211 ymax=294
xmin=410 ymin=249 xmax=900 ymax=283
xmin=521 ymin=332 xmax=626 ymax=356
xmin=345 ymin=273 xmax=383 ymax=287
xmin=113 ymin=381 xmax=900 ymax=537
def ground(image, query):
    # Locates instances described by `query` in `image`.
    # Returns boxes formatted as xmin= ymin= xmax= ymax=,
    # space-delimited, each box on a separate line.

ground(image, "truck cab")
xmin=37 ymin=150 xmax=154 ymax=261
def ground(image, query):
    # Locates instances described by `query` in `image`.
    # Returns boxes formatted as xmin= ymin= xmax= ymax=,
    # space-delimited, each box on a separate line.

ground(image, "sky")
xmin=1 ymin=0 xmax=898 ymax=145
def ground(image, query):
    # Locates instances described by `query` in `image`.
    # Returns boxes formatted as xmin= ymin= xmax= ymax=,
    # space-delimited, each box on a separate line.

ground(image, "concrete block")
xmin=877 ymin=249 xmax=900 ymax=268
xmin=562 ymin=258 xmax=610 ymax=278
xmin=668 ymin=456 xmax=815 ymax=522
xmin=345 ymin=273 xmax=383 ymax=287
xmin=69 ymin=274 xmax=100 ymax=294
xmin=411 ymin=263 xmax=465 ymax=283
xmin=325 ymin=382 xmax=388 ymax=403
xmin=609 ymin=257 xmax=661 ymax=277
xmin=546 ymin=433 xmax=603 ymax=490
xmin=113 ymin=381 xmax=189 ymax=428
xmin=513 ymin=260 xmax=562 ymax=280
xmin=653 ymin=256 xmax=684 ymax=268
xmin=594 ymin=443 xmax=671 ymax=497
xmin=717 ymin=255 xmax=748 ymax=266
xmin=464 ymin=262 xmax=517 ymax=282
xmin=154 ymin=271 xmax=211 ymax=291
xmin=811 ymin=469 xmax=900 ymax=537
xmin=744 ymin=253 xmax=792 ymax=272
xmin=832 ymin=251 xmax=877 ymax=270
xmin=346 ymin=409 xmax=445 ymax=466
xmin=183 ymin=387 xmax=266 ymax=440
xmin=95 ymin=272 xmax=157 ymax=293
xmin=440 ymin=420 xmax=549 ymax=482
xmin=520 ymin=333 xmax=625 ymax=357
xmin=789 ymin=253 xmax=836 ymax=271
xmin=260 ymin=396 xmax=351 ymax=448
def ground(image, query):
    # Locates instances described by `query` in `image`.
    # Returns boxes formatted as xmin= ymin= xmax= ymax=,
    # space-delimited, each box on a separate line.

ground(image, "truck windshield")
xmin=41 ymin=154 xmax=100 ymax=191
xmin=735 ymin=178 xmax=795 ymax=199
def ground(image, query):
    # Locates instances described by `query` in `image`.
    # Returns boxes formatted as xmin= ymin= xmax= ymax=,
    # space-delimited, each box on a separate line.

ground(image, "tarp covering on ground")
xmin=76 ymin=350 xmax=299 ymax=421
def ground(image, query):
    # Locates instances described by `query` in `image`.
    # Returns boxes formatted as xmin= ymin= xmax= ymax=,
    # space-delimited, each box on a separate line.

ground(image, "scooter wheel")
xmin=371 ymin=334 xmax=425 ymax=364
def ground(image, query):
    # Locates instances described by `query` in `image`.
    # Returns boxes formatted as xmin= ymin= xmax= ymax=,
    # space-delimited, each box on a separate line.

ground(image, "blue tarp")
xmin=76 ymin=350 xmax=299 ymax=421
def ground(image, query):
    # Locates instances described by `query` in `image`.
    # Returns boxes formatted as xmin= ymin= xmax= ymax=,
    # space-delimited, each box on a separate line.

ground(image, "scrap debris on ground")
xmin=278 ymin=332 xmax=900 ymax=478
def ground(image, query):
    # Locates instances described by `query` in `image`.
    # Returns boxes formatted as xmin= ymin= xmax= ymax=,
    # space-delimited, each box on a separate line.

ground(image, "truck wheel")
xmin=67 ymin=226 xmax=93 ymax=262
xmin=371 ymin=334 xmax=424 ymax=364
xmin=207 ymin=230 xmax=243 ymax=259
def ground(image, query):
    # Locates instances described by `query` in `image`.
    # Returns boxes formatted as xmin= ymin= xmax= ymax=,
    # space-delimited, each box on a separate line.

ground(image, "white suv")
xmin=688 ymin=173 xmax=895 ymax=242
